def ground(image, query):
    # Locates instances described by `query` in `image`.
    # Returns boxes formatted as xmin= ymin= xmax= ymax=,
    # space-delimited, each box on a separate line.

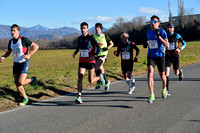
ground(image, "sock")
xmin=31 ymin=78 xmax=34 ymax=83
xmin=103 ymin=73 xmax=108 ymax=84
xmin=24 ymin=97 xmax=29 ymax=101
xmin=166 ymin=76 xmax=169 ymax=90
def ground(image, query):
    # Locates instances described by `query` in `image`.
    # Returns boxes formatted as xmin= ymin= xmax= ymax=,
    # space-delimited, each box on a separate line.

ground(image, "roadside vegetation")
xmin=0 ymin=40 xmax=200 ymax=112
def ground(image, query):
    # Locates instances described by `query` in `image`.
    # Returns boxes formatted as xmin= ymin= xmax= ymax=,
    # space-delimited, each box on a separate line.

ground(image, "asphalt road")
xmin=0 ymin=63 xmax=200 ymax=133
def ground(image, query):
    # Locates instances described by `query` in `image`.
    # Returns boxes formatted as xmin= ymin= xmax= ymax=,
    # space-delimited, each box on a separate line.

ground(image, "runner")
xmin=114 ymin=32 xmax=140 ymax=94
xmin=165 ymin=23 xmax=187 ymax=96
xmin=93 ymin=23 xmax=114 ymax=91
xmin=144 ymin=15 xmax=169 ymax=103
xmin=72 ymin=22 xmax=105 ymax=104
xmin=0 ymin=24 xmax=39 ymax=106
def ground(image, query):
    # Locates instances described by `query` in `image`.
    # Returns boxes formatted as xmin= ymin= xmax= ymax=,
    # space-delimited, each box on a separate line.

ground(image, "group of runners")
xmin=0 ymin=15 xmax=186 ymax=106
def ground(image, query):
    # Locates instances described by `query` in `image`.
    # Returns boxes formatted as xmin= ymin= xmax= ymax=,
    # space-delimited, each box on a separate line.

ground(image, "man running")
xmin=0 ymin=24 xmax=39 ymax=106
xmin=72 ymin=22 xmax=105 ymax=104
xmin=93 ymin=23 xmax=114 ymax=91
xmin=144 ymin=15 xmax=169 ymax=103
xmin=114 ymin=32 xmax=140 ymax=94
xmin=165 ymin=23 xmax=187 ymax=96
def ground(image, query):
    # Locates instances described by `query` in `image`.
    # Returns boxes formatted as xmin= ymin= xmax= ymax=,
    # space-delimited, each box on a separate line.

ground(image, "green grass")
xmin=0 ymin=40 xmax=200 ymax=111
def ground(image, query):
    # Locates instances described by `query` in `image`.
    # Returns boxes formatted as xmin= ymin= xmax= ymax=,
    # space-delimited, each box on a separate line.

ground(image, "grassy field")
xmin=0 ymin=40 xmax=200 ymax=111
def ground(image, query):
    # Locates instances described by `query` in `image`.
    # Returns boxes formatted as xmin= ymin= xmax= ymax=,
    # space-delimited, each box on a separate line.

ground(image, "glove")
xmin=155 ymin=29 xmax=160 ymax=38
xmin=143 ymin=43 xmax=148 ymax=48
xmin=102 ymin=47 xmax=108 ymax=51
xmin=133 ymin=57 xmax=138 ymax=62
xmin=114 ymin=51 xmax=119 ymax=57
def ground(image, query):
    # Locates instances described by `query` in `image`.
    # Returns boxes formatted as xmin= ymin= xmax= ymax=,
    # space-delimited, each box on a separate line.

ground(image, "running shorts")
xmin=13 ymin=60 xmax=30 ymax=74
xmin=165 ymin=54 xmax=179 ymax=70
xmin=79 ymin=62 xmax=95 ymax=69
xmin=147 ymin=57 xmax=165 ymax=72
xmin=121 ymin=60 xmax=133 ymax=74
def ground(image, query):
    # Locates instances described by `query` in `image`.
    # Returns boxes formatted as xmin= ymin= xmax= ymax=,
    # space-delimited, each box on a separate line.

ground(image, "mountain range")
xmin=0 ymin=24 xmax=107 ymax=40
xmin=0 ymin=24 xmax=80 ymax=40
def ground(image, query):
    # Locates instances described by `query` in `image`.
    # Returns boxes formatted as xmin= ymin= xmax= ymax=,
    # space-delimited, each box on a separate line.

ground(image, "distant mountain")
xmin=0 ymin=24 xmax=80 ymax=40
xmin=29 ymin=25 xmax=50 ymax=31
xmin=88 ymin=27 xmax=107 ymax=34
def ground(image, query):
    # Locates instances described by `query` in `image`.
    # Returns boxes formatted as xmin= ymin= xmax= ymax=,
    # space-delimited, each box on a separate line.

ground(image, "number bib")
xmin=167 ymin=42 xmax=175 ymax=50
xmin=80 ymin=50 xmax=89 ymax=57
xmin=149 ymin=40 xmax=158 ymax=49
xmin=122 ymin=52 xmax=130 ymax=60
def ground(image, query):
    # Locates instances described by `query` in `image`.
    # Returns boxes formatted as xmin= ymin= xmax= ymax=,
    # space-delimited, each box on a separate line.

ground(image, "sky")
xmin=0 ymin=0 xmax=199 ymax=30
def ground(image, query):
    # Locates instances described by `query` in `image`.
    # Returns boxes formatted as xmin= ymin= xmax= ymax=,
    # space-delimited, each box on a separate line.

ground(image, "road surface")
xmin=0 ymin=63 xmax=200 ymax=133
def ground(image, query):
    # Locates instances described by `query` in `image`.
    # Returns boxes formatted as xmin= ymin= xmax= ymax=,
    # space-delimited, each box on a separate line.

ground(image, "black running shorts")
xmin=147 ymin=57 xmax=165 ymax=72
xmin=165 ymin=54 xmax=179 ymax=70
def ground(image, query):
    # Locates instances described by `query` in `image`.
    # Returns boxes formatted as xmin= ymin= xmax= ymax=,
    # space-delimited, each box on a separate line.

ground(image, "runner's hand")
xmin=143 ymin=43 xmax=148 ymax=48
xmin=133 ymin=57 xmax=138 ymax=63
xmin=72 ymin=53 xmax=75 ymax=58
xmin=0 ymin=57 xmax=5 ymax=62
xmin=155 ymin=29 xmax=160 ymax=38
xmin=175 ymin=48 xmax=181 ymax=53
xmin=24 ymin=54 xmax=31 ymax=60
xmin=102 ymin=47 xmax=108 ymax=51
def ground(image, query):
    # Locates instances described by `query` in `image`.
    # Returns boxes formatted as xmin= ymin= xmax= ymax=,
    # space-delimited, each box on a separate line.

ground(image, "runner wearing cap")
xmin=72 ymin=22 xmax=105 ymax=104
xmin=94 ymin=23 xmax=114 ymax=91
xmin=165 ymin=23 xmax=187 ymax=96
xmin=144 ymin=15 xmax=169 ymax=103
xmin=114 ymin=32 xmax=140 ymax=94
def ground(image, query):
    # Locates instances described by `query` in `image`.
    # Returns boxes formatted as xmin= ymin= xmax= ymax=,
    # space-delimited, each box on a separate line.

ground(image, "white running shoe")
xmin=128 ymin=78 xmax=135 ymax=94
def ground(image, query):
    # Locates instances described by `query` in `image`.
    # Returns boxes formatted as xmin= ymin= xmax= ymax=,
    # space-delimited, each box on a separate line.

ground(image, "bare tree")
xmin=178 ymin=0 xmax=185 ymax=28
xmin=168 ymin=0 xmax=173 ymax=24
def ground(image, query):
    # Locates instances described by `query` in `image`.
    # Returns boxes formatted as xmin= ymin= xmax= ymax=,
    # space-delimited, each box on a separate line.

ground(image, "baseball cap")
xmin=167 ymin=23 xmax=174 ymax=27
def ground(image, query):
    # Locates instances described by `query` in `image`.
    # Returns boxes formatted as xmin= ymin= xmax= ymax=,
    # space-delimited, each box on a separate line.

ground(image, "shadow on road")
xmin=135 ymin=78 xmax=200 ymax=81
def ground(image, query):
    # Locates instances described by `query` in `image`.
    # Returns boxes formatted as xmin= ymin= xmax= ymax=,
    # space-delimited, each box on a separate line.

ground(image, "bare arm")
xmin=24 ymin=42 xmax=39 ymax=60
xmin=158 ymin=37 xmax=169 ymax=48
xmin=0 ymin=50 xmax=12 ymax=62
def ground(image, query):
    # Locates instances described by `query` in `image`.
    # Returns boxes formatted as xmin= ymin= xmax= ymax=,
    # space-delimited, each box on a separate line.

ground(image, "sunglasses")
xmin=150 ymin=20 xmax=159 ymax=24
xmin=120 ymin=34 xmax=128 ymax=38
xmin=167 ymin=27 xmax=173 ymax=29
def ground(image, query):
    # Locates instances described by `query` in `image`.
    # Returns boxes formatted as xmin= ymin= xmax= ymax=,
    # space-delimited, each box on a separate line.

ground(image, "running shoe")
xmin=99 ymin=74 xmax=105 ymax=86
xmin=105 ymin=80 xmax=110 ymax=91
xmin=148 ymin=94 xmax=155 ymax=103
xmin=129 ymin=78 xmax=136 ymax=94
xmin=162 ymin=88 xmax=167 ymax=99
xmin=31 ymin=76 xmax=38 ymax=89
xmin=167 ymin=90 xmax=170 ymax=96
xmin=19 ymin=99 xmax=29 ymax=106
xmin=75 ymin=96 xmax=83 ymax=104
xmin=95 ymin=81 xmax=101 ymax=89
xmin=179 ymin=69 xmax=183 ymax=81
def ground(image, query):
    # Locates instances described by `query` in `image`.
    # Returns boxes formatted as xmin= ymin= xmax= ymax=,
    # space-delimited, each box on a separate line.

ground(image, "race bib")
xmin=80 ymin=50 xmax=89 ymax=57
xmin=149 ymin=40 xmax=158 ymax=49
xmin=167 ymin=42 xmax=175 ymax=50
xmin=122 ymin=52 xmax=130 ymax=60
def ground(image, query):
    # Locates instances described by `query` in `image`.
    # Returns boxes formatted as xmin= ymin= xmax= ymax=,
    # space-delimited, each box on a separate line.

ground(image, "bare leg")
xmin=147 ymin=65 xmax=154 ymax=94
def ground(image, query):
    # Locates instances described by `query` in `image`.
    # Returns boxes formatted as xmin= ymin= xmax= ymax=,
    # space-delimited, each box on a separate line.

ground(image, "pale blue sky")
xmin=0 ymin=0 xmax=199 ymax=30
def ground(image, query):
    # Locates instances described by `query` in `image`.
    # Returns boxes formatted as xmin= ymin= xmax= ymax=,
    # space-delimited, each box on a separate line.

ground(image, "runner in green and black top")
xmin=0 ymin=24 xmax=39 ymax=106
xmin=114 ymin=32 xmax=140 ymax=94
xmin=72 ymin=22 xmax=105 ymax=104
xmin=94 ymin=23 xmax=114 ymax=91
xmin=165 ymin=23 xmax=187 ymax=96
